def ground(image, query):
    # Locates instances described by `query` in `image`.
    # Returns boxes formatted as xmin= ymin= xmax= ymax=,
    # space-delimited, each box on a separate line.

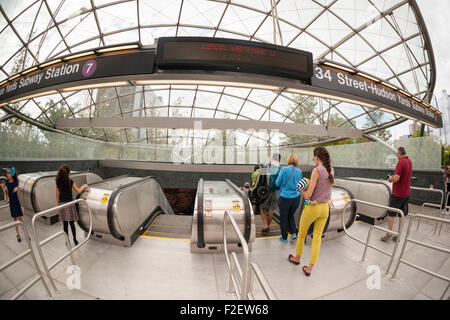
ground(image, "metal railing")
xmin=31 ymin=199 xmax=93 ymax=294
xmin=412 ymin=187 xmax=444 ymax=234
xmin=341 ymin=199 xmax=404 ymax=275
xmin=391 ymin=213 xmax=450 ymax=300
xmin=223 ymin=211 xmax=277 ymax=300
xmin=0 ymin=221 xmax=52 ymax=300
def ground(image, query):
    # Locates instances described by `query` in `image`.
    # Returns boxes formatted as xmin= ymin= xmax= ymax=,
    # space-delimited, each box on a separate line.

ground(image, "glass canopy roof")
xmin=0 ymin=0 xmax=435 ymax=146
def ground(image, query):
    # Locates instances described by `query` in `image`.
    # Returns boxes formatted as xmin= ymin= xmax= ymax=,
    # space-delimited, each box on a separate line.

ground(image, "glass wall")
xmin=0 ymin=123 xmax=442 ymax=169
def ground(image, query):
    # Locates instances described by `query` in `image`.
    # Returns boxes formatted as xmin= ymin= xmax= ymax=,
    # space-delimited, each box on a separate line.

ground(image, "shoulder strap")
xmin=280 ymin=167 xmax=295 ymax=193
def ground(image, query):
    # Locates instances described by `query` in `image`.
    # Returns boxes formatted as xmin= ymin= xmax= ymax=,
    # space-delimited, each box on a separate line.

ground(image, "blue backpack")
xmin=268 ymin=165 xmax=281 ymax=191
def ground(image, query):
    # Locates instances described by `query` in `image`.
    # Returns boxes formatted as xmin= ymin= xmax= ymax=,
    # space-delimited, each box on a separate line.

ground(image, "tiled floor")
xmin=0 ymin=204 xmax=448 ymax=300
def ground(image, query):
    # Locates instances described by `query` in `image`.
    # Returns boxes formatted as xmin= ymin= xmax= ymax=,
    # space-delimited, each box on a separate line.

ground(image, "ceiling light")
xmin=96 ymin=44 xmax=139 ymax=54
xmin=40 ymin=59 xmax=62 ymax=68
xmin=322 ymin=61 xmax=355 ymax=73
xmin=356 ymin=72 xmax=380 ymax=83
xmin=135 ymin=79 xmax=280 ymax=91
xmin=9 ymin=90 xmax=58 ymax=103
xmin=62 ymin=81 xmax=129 ymax=91
xmin=286 ymin=88 xmax=378 ymax=109
xmin=381 ymin=82 xmax=398 ymax=91
xmin=63 ymin=51 xmax=95 ymax=61
xmin=398 ymin=90 xmax=411 ymax=97
xmin=21 ymin=67 xmax=38 ymax=75
xmin=9 ymin=74 xmax=20 ymax=81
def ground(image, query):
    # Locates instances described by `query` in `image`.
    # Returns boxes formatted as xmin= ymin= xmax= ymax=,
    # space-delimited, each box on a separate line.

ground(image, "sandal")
xmin=288 ymin=254 xmax=300 ymax=265
xmin=380 ymin=234 xmax=393 ymax=242
xmin=16 ymin=235 xmax=21 ymax=243
xmin=302 ymin=266 xmax=311 ymax=277
xmin=261 ymin=227 xmax=270 ymax=233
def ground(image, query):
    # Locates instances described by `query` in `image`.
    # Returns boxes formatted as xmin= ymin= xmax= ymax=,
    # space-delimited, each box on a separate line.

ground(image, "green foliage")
xmin=282 ymin=94 xmax=318 ymax=145
xmin=441 ymin=145 xmax=450 ymax=168
xmin=364 ymin=110 xmax=392 ymax=142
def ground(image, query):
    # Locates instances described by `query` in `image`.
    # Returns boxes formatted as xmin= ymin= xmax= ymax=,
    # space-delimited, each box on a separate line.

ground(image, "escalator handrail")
xmin=197 ymin=179 xmax=205 ymax=248
xmin=335 ymin=186 xmax=358 ymax=231
xmin=335 ymin=177 xmax=392 ymax=196
xmin=225 ymin=179 xmax=251 ymax=244
xmin=27 ymin=171 xmax=94 ymax=213
xmin=106 ymin=176 xmax=156 ymax=241
xmin=83 ymin=174 xmax=129 ymax=188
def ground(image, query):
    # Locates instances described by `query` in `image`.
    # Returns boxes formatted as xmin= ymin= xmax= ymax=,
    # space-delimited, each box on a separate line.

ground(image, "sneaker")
xmin=380 ymin=234 xmax=393 ymax=242
xmin=279 ymin=237 xmax=287 ymax=243
xmin=290 ymin=234 xmax=297 ymax=241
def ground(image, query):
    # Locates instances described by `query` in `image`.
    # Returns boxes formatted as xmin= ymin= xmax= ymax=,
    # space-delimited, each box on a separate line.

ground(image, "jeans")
xmin=278 ymin=196 xmax=300 ymax=240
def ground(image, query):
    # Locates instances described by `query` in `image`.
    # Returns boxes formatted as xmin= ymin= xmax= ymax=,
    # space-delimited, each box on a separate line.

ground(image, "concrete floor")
xmin=0 ymin=204 xmax=449 ymax=300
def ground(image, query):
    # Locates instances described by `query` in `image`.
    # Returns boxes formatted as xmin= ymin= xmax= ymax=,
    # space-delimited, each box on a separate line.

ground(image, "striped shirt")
xmin=310 ymin=165 xmax=334 ymax=203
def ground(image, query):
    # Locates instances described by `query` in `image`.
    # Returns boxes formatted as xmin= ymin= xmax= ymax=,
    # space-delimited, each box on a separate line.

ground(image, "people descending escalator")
xmin=260 ymin=153 xmax=282 ymax=234
xmin=249 ymin=165 xmax=261 ymax=216
xmin=55 ymin=165 xmax=90 ymax=247
xmin=276 ymin=154 xmax=303 ymax=242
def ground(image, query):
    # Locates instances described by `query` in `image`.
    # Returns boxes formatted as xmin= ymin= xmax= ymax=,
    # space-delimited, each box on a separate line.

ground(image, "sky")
xmin=390 ymin=0 xmax=450 ymax=140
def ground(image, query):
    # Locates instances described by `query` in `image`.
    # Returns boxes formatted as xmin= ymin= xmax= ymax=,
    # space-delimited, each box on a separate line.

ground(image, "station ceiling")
xmin=0 ymin=0 xmax=436 ymax=146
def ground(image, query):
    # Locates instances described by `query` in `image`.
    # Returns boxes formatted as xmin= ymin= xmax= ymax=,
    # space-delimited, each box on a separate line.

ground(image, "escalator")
xmin=77 ymin=175 xmax=175 ymax=246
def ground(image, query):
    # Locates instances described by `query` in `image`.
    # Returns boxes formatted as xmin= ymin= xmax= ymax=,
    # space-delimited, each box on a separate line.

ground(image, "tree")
xmin=441 ymin=145 xmax=450 ymax=168
xmin=282 ymin=94 xmax=319 ymax=145
xmin=363 ymin=109 xmax=392 ymax=142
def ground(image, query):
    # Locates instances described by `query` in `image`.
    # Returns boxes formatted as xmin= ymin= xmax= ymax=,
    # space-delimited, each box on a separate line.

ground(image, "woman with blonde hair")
xmin=275 ymin=154 xmax=303 ymax=243
xmin=288 ymin=146 xmax=334 ymax=276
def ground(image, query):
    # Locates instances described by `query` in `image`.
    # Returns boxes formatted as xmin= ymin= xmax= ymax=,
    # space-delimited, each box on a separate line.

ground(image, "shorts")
xmin=387 ymin=195 xmax=409 ymax=217
xmin=260 ymin=190 xmax=278 ymax=211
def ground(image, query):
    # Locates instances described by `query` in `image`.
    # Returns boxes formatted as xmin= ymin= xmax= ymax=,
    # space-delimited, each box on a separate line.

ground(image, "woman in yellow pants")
xmin=288 ymin=146 xmax=334 ymax=276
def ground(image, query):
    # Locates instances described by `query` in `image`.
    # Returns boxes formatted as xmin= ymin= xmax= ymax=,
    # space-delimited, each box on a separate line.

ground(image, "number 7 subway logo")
xmin=82 ymin=60 xmax=97 ymax=77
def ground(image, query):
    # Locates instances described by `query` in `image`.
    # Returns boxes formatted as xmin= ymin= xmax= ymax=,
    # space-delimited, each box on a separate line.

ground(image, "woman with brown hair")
xmin=56 ymin=165 xmax=89 ymax=246
xmin=275 ymin=154 xmax=303 ymax=243
xmin=288 ymin=146 xmax=334 ymax=276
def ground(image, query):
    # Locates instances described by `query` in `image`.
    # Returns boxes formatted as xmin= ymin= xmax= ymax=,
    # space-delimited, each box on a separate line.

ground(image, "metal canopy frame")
xmin=0 ymin=0 xmax=436 ymax=147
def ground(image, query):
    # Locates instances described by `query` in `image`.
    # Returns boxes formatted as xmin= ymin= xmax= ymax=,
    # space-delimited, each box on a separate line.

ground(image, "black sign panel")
xmin=311 ymin=65 xmax=442 ymax=128
xmin=0 ymin=50 xmax=155 ymax=103
xmin=155 ymin=37 xmax=313 ymax=82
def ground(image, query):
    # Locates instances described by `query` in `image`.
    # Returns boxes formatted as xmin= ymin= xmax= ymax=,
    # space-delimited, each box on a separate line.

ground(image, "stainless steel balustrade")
xmin=223 ymin=211 xmax=277 ymax=300
xmin=0 ymin=221 xmax=52 ymax=300
xmin=31 ymin=199 xmax=93 ymax=294
xmin=391 ymin=213 xmax=450 ymax=300
xmin=412 ymin=187 xmax=444 ymax=235
xmin=341 ymin=199 xmax=404 ymax=275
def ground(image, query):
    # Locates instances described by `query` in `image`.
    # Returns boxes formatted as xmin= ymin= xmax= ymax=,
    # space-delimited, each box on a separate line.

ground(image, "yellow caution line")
xmin=256 ymin=231 xmax=280 ymax=235
xmin=145 ymin=230 xmax=190 ymax=236
xmin=151 ymin=224 xmax=191 ymax=229
xmin=144 ymin=214 xmax=160 ymax=233
xmin=140 ymin=235 xmax=190 ymax=241
xmin=256 ymin=236 xmax=280 ymax=240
